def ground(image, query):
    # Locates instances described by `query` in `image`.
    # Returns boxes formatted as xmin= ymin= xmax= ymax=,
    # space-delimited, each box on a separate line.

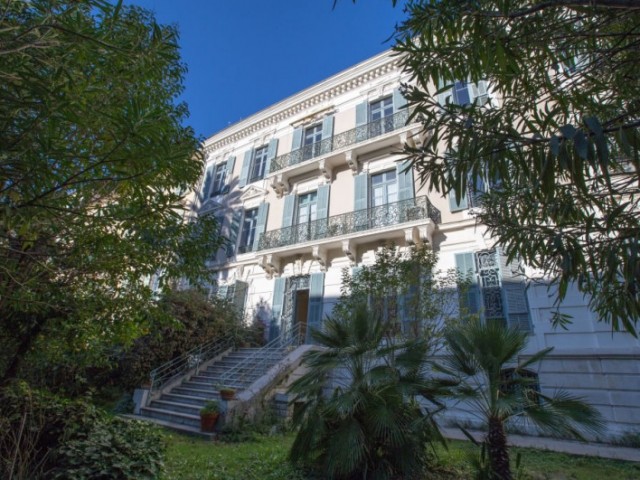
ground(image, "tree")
xmin=288 ymin=303 xmax=449 ymax=480
xmin=440 ymin=320 xmax=604 ymax=480
xmin=0 ymin=0 xmax=223 ymax=383
xmin=391 ymin=1 xmax=640 ymax=334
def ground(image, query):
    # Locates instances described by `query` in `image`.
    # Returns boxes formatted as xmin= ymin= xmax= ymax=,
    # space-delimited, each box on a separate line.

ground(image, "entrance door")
xmin=294 ymin=289 xmax=309 ymax=341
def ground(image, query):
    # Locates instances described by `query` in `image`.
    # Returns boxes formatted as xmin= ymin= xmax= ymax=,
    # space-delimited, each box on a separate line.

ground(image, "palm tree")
xmin=288 ymin=303 xmax=450 ymax=480
xmin=440 ymin=320 xmax=604 ymax=480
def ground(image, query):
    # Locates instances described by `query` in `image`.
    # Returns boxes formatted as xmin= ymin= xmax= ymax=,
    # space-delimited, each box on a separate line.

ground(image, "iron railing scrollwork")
xmin=259 ymin=195 xmax=441 ymax=251
xmin=269 ymin=109 xmax=412 ymax=174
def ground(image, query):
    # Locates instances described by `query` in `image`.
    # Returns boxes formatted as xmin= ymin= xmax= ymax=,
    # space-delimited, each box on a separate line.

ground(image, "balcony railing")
xmin=258 ymin=195 xmax=440 ymax=251
xmin=269 ymin=109 xmax=412 ymax=174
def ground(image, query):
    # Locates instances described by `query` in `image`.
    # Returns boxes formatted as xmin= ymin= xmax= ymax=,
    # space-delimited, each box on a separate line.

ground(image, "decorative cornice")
xmin=203 ymin=50 xmax=403 ymax=154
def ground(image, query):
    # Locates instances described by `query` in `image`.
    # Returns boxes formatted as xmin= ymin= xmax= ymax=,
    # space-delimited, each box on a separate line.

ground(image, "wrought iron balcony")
xmin=269 ymin=109 xmax=412 ymax=174
xmin=258 ymin=195 xmax=440 ymax=251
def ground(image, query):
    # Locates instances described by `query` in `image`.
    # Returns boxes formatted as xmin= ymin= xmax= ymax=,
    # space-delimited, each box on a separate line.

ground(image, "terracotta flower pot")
xmin=200 ymin=412 xmax=219 ymax=432
xmin=220 ymin=389 xmax=236 ymax=401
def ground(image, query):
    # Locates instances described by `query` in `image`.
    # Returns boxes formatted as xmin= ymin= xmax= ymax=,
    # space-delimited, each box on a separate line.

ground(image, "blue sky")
xmin=124 ymin=1 xmax=407 ymax=139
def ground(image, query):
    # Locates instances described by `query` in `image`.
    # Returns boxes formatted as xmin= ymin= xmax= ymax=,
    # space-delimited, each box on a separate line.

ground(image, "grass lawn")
xmin=163 ymin=432 xmax=640 ymax=480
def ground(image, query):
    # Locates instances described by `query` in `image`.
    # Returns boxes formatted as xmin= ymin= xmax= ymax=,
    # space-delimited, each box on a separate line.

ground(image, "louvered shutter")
xmin=231 ymin=280 xmax=248 ymax=314
xmin=449 ymin=189 xmax=468 ymax=212
xmin=201 ymin=165 xmax=214 ymax=199
xmin=356 ymin=101 xmax=368 ymax=141
xmin=397 ymin=160 xmax=415 ymax=201
xmin=226 ymin=210 xmax=242 ymax=257
xmin=271 ymin=277 xmax=286 ymax=336
xmin=455 ymin=252 xmax=480 ymax=315
xmin=392 ymin=87 xmax=408 ymax=111
xmin=320 ymin=115 xmax=334 ymax=155
xmin=223 ymin=156 xmax=235 ymax=193
xmin=306 ymin=272 xmax=325 ymax=343
xmin=499 ymin=249 xmax=532 ymax=332
xmin=252 ymin=202 xmax=269 ymax=251
xmin=264 ymin=138 xmax=278 ymax=176
xmin=238 ymin=150 xmax=252 ymax=187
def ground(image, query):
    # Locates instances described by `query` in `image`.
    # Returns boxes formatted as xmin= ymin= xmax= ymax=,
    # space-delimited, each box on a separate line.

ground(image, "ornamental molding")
xmin=239 ymin=185 xmax=267 ymax=202
xmin=203 ymin=50 xmax=403 ymax=154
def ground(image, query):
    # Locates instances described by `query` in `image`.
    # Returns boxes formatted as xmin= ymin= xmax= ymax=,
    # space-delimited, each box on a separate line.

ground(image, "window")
xmin=250 ymin=146 xmax=268 ymax=183
xmin=302 ymin=124 xmax=323 ymax=160
xmin=438 ymin=80 xmax=489 ymax=107
xmin=211 ymin=163 xmax=227 ymax=196
xmin=455 ymin=249 xmax=532 ymax=331
xmin=238 ymin=208 xmax=258 ymax=254
xmin=370 ymin=170 xmax=398 ymax=207
xmin=452 ymin=81 xmax=471 ymax=105
xmin=368 ymin=96 xmax=395 ymax=138
xmin=297 ymin=191 xmax=318 ymax=224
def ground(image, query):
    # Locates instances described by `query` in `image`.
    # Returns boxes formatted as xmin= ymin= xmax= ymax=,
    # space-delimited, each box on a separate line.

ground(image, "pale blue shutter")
xmin=356 ymin=101 xmax=368 ymax=141
xmin=224 ymin=156 xmax=235 ymax=193
xmin=239 ymin=150 xmax=252 ymax=187
xmin=316 ymin=184 xmax=330 ymax=219
xmin=264 ymin=138 xmax=278 ymax=176
xmin=354 ymin=173 xmax=368 ymax=211
xmin=226 ymin=210 xmax=242 ymax=257
xmin=232 ymin=280 xmax=248 ymax=314
xmin=499 ymin=249 xmax=532 ymax=332
xmin=320 ymin=115 xmax=334 ymax=155
xmin=201 ymin=165 xmax=214 ymax=199
xmin=455 ymin=252 xmax=480 ymax=315
xmin=449 ymin=189 xmax=468 ymax=212
xmin=252 ymin=202 xmax=269 ymax=251
xmin=397 ymin=160 xmax=415 ymax=201
xmin=392 ymin=87 xmax=407 ymax=111
xmin=306 ymin=272 xmax=325 ymax=343
xmin=291 ymin=127 xmax=303 ymax=151
xmin=217 ymin=284 xmax=229 ymax=301
xmin=271 ymin=277 xmax=286 ymax=338
xmin=282 ymin=194 xmax=296 ymax=228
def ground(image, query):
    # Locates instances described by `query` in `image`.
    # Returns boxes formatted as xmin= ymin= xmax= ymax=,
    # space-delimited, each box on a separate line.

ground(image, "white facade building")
xmin=197 ymin=50 xmax=640 ymax=438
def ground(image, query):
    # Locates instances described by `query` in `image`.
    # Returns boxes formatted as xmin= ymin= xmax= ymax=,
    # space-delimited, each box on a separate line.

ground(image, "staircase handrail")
xmin=149 ymin=333 xmax=235 ymax=396
xmin=218 ymin=323 xmax=304 ymax=389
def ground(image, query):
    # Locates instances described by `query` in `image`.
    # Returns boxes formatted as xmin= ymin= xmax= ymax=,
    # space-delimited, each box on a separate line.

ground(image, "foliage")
xmin=117 ymin=289 xmax=243 ymax=390
xmin=288 ymin=303 xmax=451 ymax=480
xmin=163 ymin=432 xmax=640 ymax=480
xmin=0 ymin=0 xmax=224 ymax=383
xmin=333 ymin=245 xmax=460 ymax=338
xmin=392 ymin=0 xmax=640 ymax=334
xmin=439 ymin=320 xmax=604 ymax=480
xmin=52 ymin=418 xmax=165 ymax=480
xmin=200 ymin=400 xmax=220 ymax=416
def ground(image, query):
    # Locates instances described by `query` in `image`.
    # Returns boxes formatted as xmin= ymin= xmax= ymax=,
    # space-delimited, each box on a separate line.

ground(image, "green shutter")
xmin=393 ymin=87 xmax=408 ymax=111
xmin=397 ymin=160 xmax=415 ymax=201
xmin=226 ymin=210 xmax=242 ymax=257
xmin=201 ymin=165 xmax=214 ymax=199
xmin=306 ymin=272 xmax=325 ymax=343
xmin=320 ymin=115 xmax=334 ymax=155
xmin=282 ymin=194 xmax=296 ymax=228
xmin=271 ymin=277 xmax=286 ymax=330
xmin=265 ymin=138 xmax=278 ymax=175
xmin=291 ymin=127 xmax=303 ymax=151
xmin=455 ymin=252 xmax=480 ymax=314
xmin=252 ymin=202 xmax=269 ymax=251
xmin=499 ymin=249 xmax=532 ymax=332
xmin=354 ymin=173 xmax=368 ymax=211
xmin=238 ymin=150 xmax=252 ymax=187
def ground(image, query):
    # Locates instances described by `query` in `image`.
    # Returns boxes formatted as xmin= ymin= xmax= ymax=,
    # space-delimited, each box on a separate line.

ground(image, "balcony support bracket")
xmin=345 ymin=150 xmax=358 ymax=174
xmin=258 ymin=254 xmax=281 ymax=278
xmin=342 ymin=239 xmax=356 ymax=264
xmin=270 ymin=174 xmax=290 ymax=198
xmin=318 ymin=159 xmax=332 ymax=182
xmin=404 ymin=223 xmax=435 ymax=247
xmin=312 ymin=245 xmax=328 ymax=271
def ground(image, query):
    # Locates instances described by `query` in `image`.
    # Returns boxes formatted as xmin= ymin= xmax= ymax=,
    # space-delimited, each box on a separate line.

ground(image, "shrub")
xmin=51 ymin=418 xmax=165 ymax=480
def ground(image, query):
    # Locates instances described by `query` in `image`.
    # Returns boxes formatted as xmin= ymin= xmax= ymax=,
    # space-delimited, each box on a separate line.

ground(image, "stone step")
xmin=140 ymin=406 xmax=200 ymax=429
xmin=171 ymin=385 xmax=220 ymax=399
xmin=160 ymin=392 xmax=216 ymax=407
xmin=121 ymin=414 xmax=215 ymax=440
xmin=149 ymin=399 xmax=203 ymax=416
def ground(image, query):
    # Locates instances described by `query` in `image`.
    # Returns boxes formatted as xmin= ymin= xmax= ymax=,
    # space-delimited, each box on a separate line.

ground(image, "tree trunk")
xmin=487 ymin=416 xmax=511 ymax=480
xmin=0 ymin=315 xmax=45 ymax=386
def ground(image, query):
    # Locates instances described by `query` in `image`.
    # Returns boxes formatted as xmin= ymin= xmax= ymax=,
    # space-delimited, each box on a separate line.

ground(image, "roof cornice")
xmin=203 ymin=49 xmax=402 ymax=154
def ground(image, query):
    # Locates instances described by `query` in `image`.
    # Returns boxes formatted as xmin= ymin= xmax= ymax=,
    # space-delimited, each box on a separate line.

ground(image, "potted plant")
xmin=199 ymin=400 xmax=220 ymax=432
xmin=219 ymin=386 xmax=236 ymax=401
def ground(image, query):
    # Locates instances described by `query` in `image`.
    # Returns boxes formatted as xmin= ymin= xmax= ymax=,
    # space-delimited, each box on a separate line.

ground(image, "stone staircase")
xmin=138 ymin=346 xmax=290 ymax=433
